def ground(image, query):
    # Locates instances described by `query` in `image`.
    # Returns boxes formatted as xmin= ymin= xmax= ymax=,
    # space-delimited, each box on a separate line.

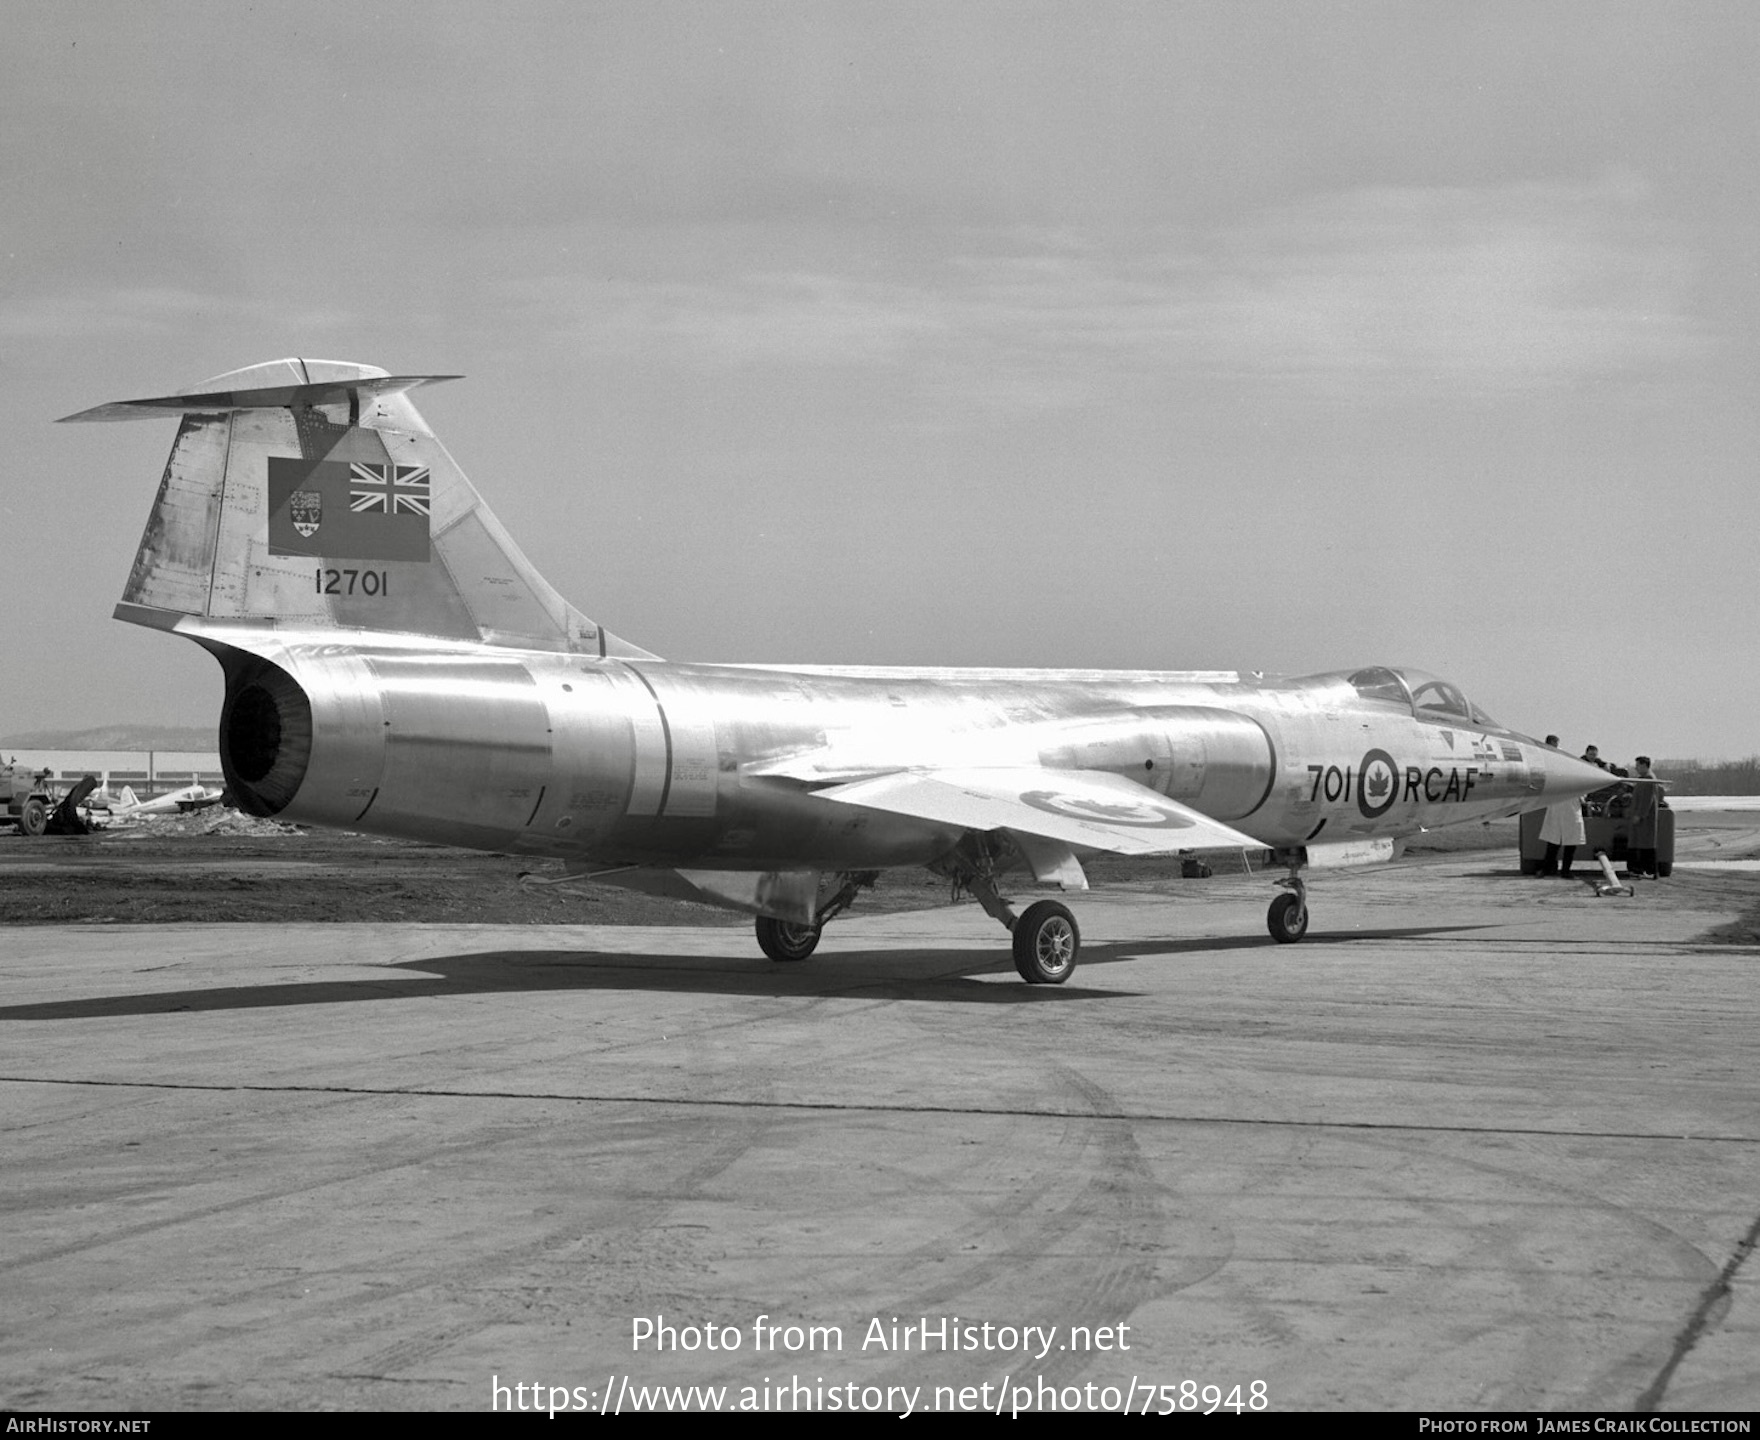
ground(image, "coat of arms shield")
xmin=291 ymin=489 xmax=321 ymax=538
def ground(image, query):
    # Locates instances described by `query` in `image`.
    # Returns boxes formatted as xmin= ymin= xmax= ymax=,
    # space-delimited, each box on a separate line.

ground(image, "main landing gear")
xmin=755 ymin=916 xmax=822 ymax=962
xmin=1010 ymin=900 xmax=1081 ymax=984
xmin=757 ymin=848 xmax=1316 ymax=980
xmin=936 ymin=840 xmax=1320 ymax=983
xmin=969 ymin=879 xmax=1082 ymax=985
xmin=755 ymin=870 xmax=878 ymax=964
xmin=935 ymin=845 xmax=1082 ymax=985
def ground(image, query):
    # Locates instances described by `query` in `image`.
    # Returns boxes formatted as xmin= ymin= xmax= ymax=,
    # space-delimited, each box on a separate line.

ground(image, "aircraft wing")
xmin=812 ymin=766 xmax=1262 ymax=856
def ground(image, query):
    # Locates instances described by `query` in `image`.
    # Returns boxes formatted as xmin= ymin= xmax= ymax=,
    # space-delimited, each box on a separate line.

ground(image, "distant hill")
xmin=0 ymin=724 xmax=217 ymax=751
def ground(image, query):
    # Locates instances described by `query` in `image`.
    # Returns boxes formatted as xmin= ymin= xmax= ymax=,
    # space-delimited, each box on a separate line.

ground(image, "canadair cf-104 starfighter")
xmin=65 ymin=359 xmax=1611 ymax=983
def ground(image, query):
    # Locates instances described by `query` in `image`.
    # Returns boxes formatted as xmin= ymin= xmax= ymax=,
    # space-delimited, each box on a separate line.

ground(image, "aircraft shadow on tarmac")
xmin=0 ymin=924 xmax=1489 ymax=1022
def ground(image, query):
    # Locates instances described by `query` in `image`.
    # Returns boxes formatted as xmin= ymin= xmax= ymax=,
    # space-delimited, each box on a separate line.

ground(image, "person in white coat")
xmin=1537 ymin=794 xmax=1586 ymax=876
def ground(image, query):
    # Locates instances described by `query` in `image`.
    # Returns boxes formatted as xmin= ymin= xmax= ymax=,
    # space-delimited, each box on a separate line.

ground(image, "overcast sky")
xmin=4 ymin=1 xmax=1756 ymax=759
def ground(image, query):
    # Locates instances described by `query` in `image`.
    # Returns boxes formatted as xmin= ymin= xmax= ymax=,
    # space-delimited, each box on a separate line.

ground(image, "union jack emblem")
xmin=348 ymin=462 xmax=431 ymax=516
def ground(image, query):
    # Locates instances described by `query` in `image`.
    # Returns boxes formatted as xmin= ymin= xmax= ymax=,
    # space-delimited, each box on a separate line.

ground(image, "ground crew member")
xmin=1628 ymin=756 xmax=1666 ymax=878
xmin=1537 ymin=794 xmax=1585 ymax=877
xmin=1579 ymin=745 xmax=1621 ymax=815
xmin=1538 ymin=737 xmax=1586 ymax=877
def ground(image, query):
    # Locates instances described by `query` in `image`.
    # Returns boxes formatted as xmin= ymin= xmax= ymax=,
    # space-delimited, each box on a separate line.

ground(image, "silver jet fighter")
xmin=66 ymin=359 xmax=1611 ymax=983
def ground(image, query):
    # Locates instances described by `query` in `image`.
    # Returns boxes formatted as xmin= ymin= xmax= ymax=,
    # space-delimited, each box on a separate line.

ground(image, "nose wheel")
xmin=1267 ymin=892 xmax=1308 ymax=942
xmin=1267 ymin=874 xmax=1309 ymax=943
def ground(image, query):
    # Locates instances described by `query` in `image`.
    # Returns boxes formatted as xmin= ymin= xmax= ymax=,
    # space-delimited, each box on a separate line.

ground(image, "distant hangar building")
xmin=0 ymin=751 xmax=224 ymax=800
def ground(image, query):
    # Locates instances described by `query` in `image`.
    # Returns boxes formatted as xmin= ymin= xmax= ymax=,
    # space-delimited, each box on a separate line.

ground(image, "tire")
xmin=756 ymin=916 xmax=821 ymax=962
xmin=1012 ymin=900 xmax=1079 ymax=984
xmin=20 ymin=798 xmax=48 ymax=838
xmin=1267 ymin=891 xmax=1309 ymax=943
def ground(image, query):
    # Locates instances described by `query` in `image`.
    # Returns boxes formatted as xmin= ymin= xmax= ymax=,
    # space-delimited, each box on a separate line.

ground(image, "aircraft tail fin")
xmin=65 ymin=359 xmax=653 ymax=658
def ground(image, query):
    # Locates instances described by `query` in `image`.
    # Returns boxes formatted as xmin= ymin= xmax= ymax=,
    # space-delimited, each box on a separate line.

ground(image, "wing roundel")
xmin=814 ymin=766 xmax=1262 ymax=855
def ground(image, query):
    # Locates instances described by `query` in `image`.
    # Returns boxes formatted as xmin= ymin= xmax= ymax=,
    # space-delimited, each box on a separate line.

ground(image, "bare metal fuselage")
xmin=209 ymin=626 xmax=1553 ymax=875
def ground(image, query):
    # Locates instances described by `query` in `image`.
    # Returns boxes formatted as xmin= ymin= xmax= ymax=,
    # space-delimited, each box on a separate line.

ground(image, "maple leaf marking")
xmin=1063 ymin=797 xmax=1161 ymax=821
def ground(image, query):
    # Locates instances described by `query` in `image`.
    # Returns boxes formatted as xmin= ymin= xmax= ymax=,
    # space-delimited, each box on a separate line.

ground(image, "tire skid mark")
xmin=854 ymin=1061 xmax=1232 ymax=1390
xmin=347 ymin=1048 xmax=794 ymax=1380
xmin=1034 ymin=1064 xmax=1234 ymax=1382
xmin=1342 ymin=1127 xmax=1733 ymax=1410
xmin=312 ymin=990 xmax=899 ymax=1097
xmin=1193 ymin=1132 xmax=1315 ymax=1354
xmin=866 ymin=1137 xmax=1111 ymax=1386
xmin=352 ymin=1106 xmax=775 ymax=1378
xmin=9 ymin=1090 xmax=776 ymax=1387
xmin=4 ymin=1089 xmax=532 ymax=1272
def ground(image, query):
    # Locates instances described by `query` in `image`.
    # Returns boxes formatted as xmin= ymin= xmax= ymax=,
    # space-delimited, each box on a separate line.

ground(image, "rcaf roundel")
xmin=1357 ymin=748 xmax=1399 ymax=819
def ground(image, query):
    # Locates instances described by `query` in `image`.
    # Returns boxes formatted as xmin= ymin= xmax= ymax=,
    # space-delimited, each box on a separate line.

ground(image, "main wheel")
xmin=756 ymin=916 xmax=821 ymax=962
xmin=1012 ymin=900 xmax=1080 ymax=984
xmin=20 ymin=798 xmax=48 ymax=837
xmin=1267 ymin=891 xmax=1308 ymax=943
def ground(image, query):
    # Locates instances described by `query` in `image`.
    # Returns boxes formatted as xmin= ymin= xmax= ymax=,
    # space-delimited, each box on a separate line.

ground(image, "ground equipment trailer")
xmin=1517 ymin=794 xmax=1674 ymax=876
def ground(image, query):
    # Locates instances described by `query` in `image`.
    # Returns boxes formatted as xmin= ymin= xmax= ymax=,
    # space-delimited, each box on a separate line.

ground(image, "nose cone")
xmin=1532 ymin=747 xmax=1616 ymax=800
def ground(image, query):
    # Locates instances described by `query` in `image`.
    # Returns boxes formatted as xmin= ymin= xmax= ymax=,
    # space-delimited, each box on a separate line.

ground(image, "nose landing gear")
xmin=1265 ymin=853 xmax=1310 ymax=943
xmin=1267 ymin=885 xmax=1308 ymax=943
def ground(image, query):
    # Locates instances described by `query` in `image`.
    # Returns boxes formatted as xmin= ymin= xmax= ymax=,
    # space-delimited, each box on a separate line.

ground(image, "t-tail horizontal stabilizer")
xmin=67 ymin=358 xmax=652 ymax=659
xmin=58 ymin=374 xmax=460 ymax=424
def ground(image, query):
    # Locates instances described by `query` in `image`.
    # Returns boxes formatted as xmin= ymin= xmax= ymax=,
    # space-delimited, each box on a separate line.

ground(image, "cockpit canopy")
xmin=1345 ymin=666 xmax=1501 ymax=728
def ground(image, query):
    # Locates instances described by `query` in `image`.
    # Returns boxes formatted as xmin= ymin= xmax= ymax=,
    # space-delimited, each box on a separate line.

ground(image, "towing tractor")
xmin=0 ymin=761 xmax=96 ymax=836
xmin=1518 ymin=782 xmax=1674 ymax=876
